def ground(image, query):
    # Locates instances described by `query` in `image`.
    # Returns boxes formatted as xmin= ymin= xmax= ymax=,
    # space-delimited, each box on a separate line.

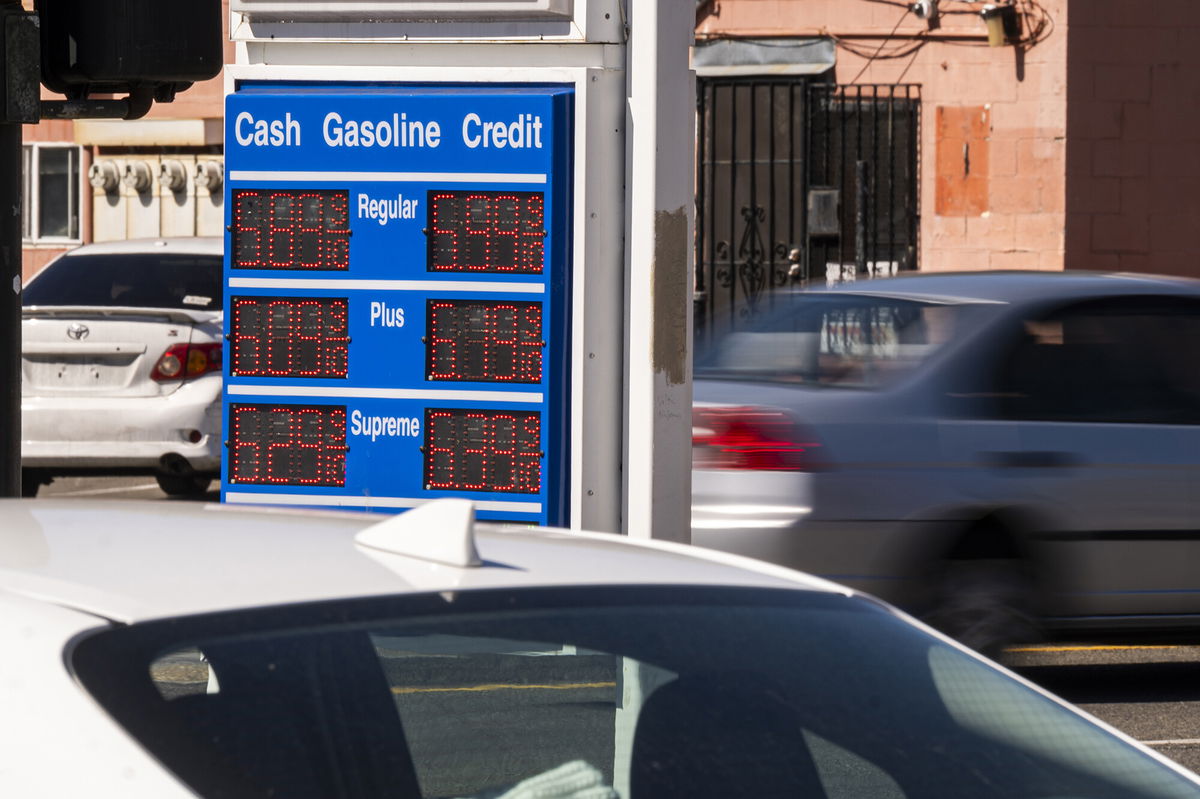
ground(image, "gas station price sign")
xmin=222 ymin=84 xmax=572 ymax=525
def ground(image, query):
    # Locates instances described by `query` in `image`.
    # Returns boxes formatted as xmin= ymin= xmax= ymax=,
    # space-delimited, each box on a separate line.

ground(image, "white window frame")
xmin=22 ymin=143 xmax=82 ymax=244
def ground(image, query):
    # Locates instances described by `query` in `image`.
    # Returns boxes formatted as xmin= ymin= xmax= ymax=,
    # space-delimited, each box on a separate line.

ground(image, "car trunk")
xmin=22 ymin=308 xmax=213 ymax=399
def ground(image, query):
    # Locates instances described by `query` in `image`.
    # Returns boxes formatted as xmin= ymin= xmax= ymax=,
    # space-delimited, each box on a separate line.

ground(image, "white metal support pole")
xmin=622 ymin=0 xmax=695 ymax=543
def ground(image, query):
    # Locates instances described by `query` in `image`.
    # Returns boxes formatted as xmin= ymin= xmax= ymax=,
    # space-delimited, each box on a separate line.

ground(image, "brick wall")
xmin=1064 ymin=0 xmax=1200 ymax=277
xmin=697 ymin=0 xmax=1070 ymax=273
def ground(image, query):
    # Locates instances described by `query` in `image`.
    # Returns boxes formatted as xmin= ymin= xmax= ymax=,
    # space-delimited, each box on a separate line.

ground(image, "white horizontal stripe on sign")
xmin=227 ymin=277 xmax=545 ymax=294
xmin=228 ymin=384 xmax=544 ymax=404
xmin=229 ymin=170 xmax=547 ymax=185
xmin=224 ymin=492 xmax=542 ymax=515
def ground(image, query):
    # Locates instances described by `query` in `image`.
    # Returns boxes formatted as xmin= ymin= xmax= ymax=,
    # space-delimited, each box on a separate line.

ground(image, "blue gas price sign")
xmin=222 ymin=84 xmax=572 ymax=525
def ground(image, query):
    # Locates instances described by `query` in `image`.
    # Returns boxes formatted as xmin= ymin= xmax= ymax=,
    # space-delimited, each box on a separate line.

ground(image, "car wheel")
xmin=922 ymin=558 xmax=1040 ymax=657
xmin=155 ymin=473 xmax=213 ymax=497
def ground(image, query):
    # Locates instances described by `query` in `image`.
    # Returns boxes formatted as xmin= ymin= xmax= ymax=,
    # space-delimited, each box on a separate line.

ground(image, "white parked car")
xmin=21 ymin=237 xmax=223 ymax=497
xmin=693 ymin=271 xmax=1200 ymax=652
xmin=3 ymin=498 xmax=1200 ymax=798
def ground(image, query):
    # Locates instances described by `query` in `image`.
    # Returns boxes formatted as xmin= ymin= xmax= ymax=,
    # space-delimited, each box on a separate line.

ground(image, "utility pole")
xmin=623 ymin=0 xmax=696 ymax=543
xmin=0 ymin=1 xmax=39 ymax=498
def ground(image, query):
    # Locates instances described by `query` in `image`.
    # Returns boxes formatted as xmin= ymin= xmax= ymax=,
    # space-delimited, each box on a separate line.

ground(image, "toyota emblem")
xmin=66 ymin=323 xmax=89 ymax=340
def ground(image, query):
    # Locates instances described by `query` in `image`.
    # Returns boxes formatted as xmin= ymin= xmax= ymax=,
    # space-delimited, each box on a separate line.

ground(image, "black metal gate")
xmin=694 ymin=80 xmax=921 ymax=346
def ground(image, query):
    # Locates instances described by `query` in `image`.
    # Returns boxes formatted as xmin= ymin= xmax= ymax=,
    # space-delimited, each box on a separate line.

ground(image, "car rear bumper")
xmin=691 ymin=468 xmax=944 ymax=606
xmin=22 ymin=380 xmax=221 ymax=474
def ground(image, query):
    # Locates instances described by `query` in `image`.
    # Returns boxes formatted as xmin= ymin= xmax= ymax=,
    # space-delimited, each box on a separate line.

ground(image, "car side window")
xmin=374 ymin=633 xmax=623 ymax=799
xmin=993 ymin=297 xmax=1200 ymax=425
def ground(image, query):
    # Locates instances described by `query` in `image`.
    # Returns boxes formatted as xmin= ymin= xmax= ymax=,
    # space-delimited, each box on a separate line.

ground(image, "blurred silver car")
xmin=693 ymin=271 xmax=1200 ymax=651
xmin=5 ymin=497 xmax=1200 ymax=797
xmin=21 ymin=237 xmax=223 ymax=497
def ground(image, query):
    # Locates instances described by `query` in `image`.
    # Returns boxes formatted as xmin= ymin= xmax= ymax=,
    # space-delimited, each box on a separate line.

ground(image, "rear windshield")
xmin=70 ymin=586 xmax=1197 ymax=799
xmin=23 ymin=251 xmax=221 ymax=311
xmin=698 ymin=293 xmax=984 ymax=388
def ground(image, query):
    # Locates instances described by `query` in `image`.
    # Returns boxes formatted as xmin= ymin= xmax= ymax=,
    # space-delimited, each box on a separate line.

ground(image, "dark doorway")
xmin=695 ymin=80 xmax=921 ymax=346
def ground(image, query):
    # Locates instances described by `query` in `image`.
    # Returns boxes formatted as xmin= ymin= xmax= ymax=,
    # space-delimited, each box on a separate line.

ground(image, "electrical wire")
xmin=828 ymin=0 xmax=1053 ymax=67
xmin=844 ymin=7 xmax=919 ymax=82
xmin=893 ymin=42 xmax=923 ymax=85
xmin=696 ymin=0 xmax=1056 ymax=74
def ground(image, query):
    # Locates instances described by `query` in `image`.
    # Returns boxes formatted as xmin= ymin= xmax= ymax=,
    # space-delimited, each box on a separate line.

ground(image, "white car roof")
xmin=0 ymin=500 xmax=845 ymax=624
xmin=61 ymin=236 xmax=223 ymax=257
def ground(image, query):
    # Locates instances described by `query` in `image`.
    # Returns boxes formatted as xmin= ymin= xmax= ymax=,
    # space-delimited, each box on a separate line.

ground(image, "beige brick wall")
xmin=697 ymin=0 xmax=1071 ymax=274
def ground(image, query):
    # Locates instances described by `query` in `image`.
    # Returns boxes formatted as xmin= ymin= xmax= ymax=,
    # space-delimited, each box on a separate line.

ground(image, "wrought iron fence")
xmin=695 ymin=80 xmax=920 ymax=347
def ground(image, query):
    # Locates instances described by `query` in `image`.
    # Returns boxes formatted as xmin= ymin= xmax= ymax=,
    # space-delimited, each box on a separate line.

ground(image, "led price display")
xmin=426 ymin=300 xmax=543 ymax=383
xmin=230 ymin=297 xmax=350 ymax=378
xmin=228 ymin=403 xmax=348 ymax=486
xmin=231 ymin=189 xmax=351 ymax=270
xmin=424 ymin=409 xmax=541 ymax=493
xmin=427 ymin=191 xmax=545 ymax=274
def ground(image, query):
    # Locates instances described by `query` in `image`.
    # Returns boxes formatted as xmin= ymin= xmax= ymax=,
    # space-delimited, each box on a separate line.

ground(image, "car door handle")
xmin=984 ymin=451 xmax=1083 ymax=469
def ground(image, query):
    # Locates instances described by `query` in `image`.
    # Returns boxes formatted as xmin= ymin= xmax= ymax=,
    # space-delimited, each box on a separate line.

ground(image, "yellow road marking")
xmin=1006 ymin=645 xmax=1185 ymax=653
xmin=392 ymin=681 xmax=616 ymax=695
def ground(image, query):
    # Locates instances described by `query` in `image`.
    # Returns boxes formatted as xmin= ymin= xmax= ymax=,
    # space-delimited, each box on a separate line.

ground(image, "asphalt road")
xmin=36 ymin=474 xmax=219 ymax=502
xmin=31 ymin=475 xmax=1200 ymax=778
xmin=1001 ymin=644 xmax=1200 ymax=774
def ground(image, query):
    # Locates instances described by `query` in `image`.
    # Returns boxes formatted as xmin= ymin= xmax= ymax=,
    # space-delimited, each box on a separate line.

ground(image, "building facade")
xmin=23 ymin=2 xmax=1200 ymax=292
xmin=694 ymin=0 xmax=1200 ymax=296
xmin=20 ymin=0 xmax=232 ymax=283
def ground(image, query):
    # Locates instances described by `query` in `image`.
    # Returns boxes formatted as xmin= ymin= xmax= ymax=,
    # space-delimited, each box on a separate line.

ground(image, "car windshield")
xmin=71 ymin=586 xmax=1196 ymax=799
xmin=698 ymin=293 xmax=986 ymax=388
xmin=23 ymin=251 xmax=221 ymax=311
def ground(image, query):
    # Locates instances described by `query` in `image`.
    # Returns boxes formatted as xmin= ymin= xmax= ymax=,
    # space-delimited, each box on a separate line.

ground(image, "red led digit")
xmin=427 ymin=190 xmax=543 ymax=274
xmin=424 ymin=411 xmax=458 ymax=489
xmin=231 ymin=189 xmax=350 ymax=271
xmin=460 ymin=413 xmax=491 ymax=490
xmin=295 ymin=193 xmax=324 ymax=269
xmin=486 ymin=304 xmax=518 ymax=382
xmin=322 ymin=193 xmax=350 ymax=269
xmin=486 ymin=413 xmax=517 ymax=492
xmin=265 ymin=300 xmax=295 ymax=376
xmin=521 ymin=194 xmax=544 ymax=272
xmin=228 ymin=404 xmax=346 ymax=487
xmin=286 ymin=407 xmax=321 ymax=484
xmin=519 ymin=304 xmax=541 ymax=382
xmin=428 ymin=192 xmax=459 ymax=272
xmin=293 ymin=301 xmax=324 ymax=377
xmin=519 ymin=414 xmax=541 ymax=492
xmin=490 ymin=195 xmax=521 ymax=272
xmin=422 ymin=409 xmax=541 ymax=494
xmin=325 ymin=301 xmax=350 ymax=377
xmin=230 ymin=298 xmax=262 ymax=374
xmin=425 ymin=299 xmax=542 ymax=384
xmin=230 ymin=297 xmax=349 ymax=379
xmin=232 ymin=193 xmax=264 ymax=267
xmin=426 ymin=301 xmax=460 ymax=381
xmin=229 ymin=405 xmax=262 ymax=483
xmin=464 ymin=194 xmax=491 ymax=272
xmin=266 ymin=192 xmax=295 ymax=268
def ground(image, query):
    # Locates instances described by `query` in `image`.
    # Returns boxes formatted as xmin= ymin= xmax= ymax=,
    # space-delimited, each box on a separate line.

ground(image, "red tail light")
xmin=692 ymin=405 xmax=826 ymax=471
xmin=151 ymin=342 xmax=223 ymax=382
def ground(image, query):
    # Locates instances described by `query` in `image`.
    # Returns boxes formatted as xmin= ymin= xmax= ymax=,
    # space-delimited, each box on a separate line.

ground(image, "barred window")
xmin=22 ymin=144 xmax=81 ymax=242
